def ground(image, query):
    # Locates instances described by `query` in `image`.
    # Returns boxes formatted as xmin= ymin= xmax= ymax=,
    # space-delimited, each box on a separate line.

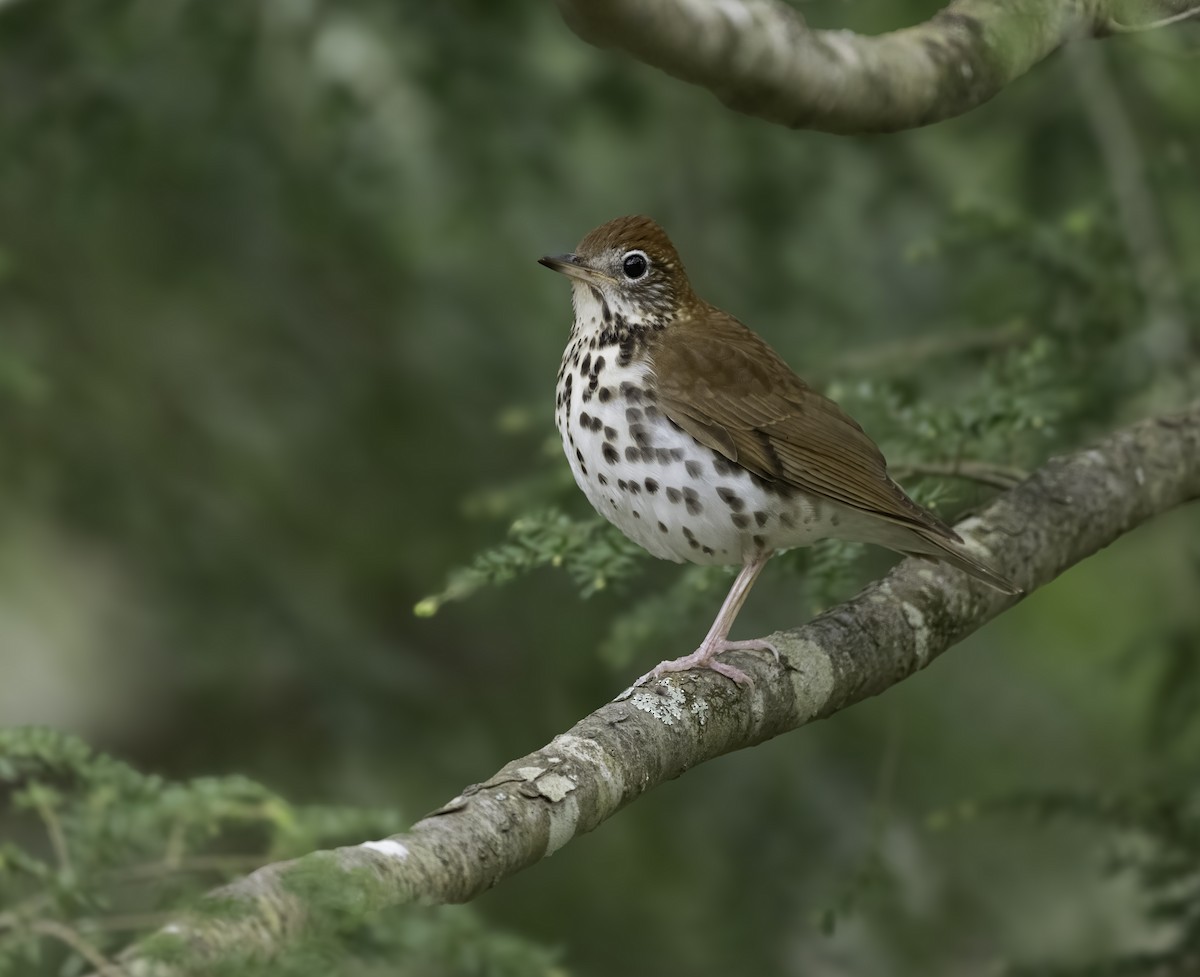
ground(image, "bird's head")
xmin=539 ymin=215 xmax=695 ymax=320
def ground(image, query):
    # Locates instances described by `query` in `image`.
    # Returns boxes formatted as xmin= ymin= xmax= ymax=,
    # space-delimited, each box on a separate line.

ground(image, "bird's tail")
xmin=904 ymin=526 xmax=1022 ymax=595
xmin=856 ymin=519 xmax=1022 ymax=596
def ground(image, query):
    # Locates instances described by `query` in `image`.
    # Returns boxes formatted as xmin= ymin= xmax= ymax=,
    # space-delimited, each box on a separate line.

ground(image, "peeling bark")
xmin=550 ymin=0 xmax=1200 ymax=133
xmin=114 ymin=402 xmax=1200 ymax=973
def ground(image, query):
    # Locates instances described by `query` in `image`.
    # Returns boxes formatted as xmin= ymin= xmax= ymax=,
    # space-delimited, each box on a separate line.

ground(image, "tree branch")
xmin=115 ymin=402 xmax=1200 ymax=973
xmin=550 ymin=0 xmax=1200 ymax=133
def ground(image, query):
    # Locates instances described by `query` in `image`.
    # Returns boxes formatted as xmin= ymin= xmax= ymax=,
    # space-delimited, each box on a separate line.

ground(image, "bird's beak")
xmin=538 ymin=253 xmax=608 ymax=285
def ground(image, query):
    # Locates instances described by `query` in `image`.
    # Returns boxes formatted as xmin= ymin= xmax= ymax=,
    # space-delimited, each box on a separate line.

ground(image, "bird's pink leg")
xmin=633 ymin=552 xmax=779 ymax=687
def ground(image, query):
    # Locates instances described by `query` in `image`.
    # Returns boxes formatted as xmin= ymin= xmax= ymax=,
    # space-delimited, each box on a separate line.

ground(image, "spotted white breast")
xmin=554 ymin=289 xmax=838 ymax=567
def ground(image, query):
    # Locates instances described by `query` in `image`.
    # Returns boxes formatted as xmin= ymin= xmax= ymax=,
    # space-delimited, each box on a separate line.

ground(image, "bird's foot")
xmin=632 ymin=637 xmax=780 ymax=689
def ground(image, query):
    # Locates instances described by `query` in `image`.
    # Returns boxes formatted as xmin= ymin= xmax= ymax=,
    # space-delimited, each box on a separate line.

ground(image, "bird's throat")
xmin=568 ymin=282 xmax=665 ymax=369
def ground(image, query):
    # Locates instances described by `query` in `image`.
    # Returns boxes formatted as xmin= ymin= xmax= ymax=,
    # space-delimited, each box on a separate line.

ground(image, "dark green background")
xmin=1 ymin=1 xmax=1198 ymax=974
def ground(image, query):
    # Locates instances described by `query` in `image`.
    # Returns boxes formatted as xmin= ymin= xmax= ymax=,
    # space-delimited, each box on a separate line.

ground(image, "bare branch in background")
xmin=891 ymin=459 xmax=1029 ymax=490
xmin=1066 ymin=42 xmax=1195 ymax=384
xmin=821 ymin=319 xmax=1030 ymax=379
xmin=551 ymin=0 xmax=1200 ymax=133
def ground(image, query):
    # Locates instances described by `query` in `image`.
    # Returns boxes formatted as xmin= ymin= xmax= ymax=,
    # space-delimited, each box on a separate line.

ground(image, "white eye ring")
xmin=621 ymin=250 xmax=649 ymax=280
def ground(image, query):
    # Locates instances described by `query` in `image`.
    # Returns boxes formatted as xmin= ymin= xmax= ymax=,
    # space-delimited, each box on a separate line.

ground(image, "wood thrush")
xmin=540 ymin=215 xmax=1019 ymax=687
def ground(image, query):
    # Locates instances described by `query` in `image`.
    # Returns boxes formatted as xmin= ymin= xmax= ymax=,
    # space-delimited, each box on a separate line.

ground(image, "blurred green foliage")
xmin=932 ymin=782 xmax=1200 ymax=977
xmin=0 ymin=727 xmax=559 ymax=976
xmin=0 ymin=0 xmax=1198 ymax=974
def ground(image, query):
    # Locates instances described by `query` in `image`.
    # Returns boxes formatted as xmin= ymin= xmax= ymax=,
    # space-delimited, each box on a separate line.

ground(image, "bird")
xmin=539 ymin=215 xmax=1020 ymax=687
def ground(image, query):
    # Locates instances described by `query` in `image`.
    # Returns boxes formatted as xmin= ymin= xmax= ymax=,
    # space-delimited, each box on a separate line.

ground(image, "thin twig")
xmin=83 ymin=913 xmax=175 ymax=933
xmin=30 ymin=919 xmax=123 ymax=977
xmin=891 ymin=460 xmax=1029 ymax=490
xmin=162 ymin=819 xmax=187 ymax=870
xmin=823 ymin=320 xmax=1029 ymax=378
xmin=0 ymin=891 xmax=53 ymax=933
xmin=31 ymin=792 xmax=73 ymax=878
xmin=111 ymin=854 xmax=267 ymax=884
xmin=1107 ymin=5 xmax=1200 ymax=31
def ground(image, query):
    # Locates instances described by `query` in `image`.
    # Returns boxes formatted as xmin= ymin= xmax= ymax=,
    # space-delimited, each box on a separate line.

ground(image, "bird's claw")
xmin=631 ymin=637 xmax=780 ymax=689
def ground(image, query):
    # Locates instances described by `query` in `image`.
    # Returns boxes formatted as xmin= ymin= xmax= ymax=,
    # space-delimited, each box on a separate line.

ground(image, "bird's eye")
xmin=622 ymin=251 xmax=648 ymax=280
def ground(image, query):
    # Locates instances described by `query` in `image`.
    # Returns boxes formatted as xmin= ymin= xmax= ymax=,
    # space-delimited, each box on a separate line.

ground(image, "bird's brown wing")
xmin=651 ymin=310 xmax=950 ymax=534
